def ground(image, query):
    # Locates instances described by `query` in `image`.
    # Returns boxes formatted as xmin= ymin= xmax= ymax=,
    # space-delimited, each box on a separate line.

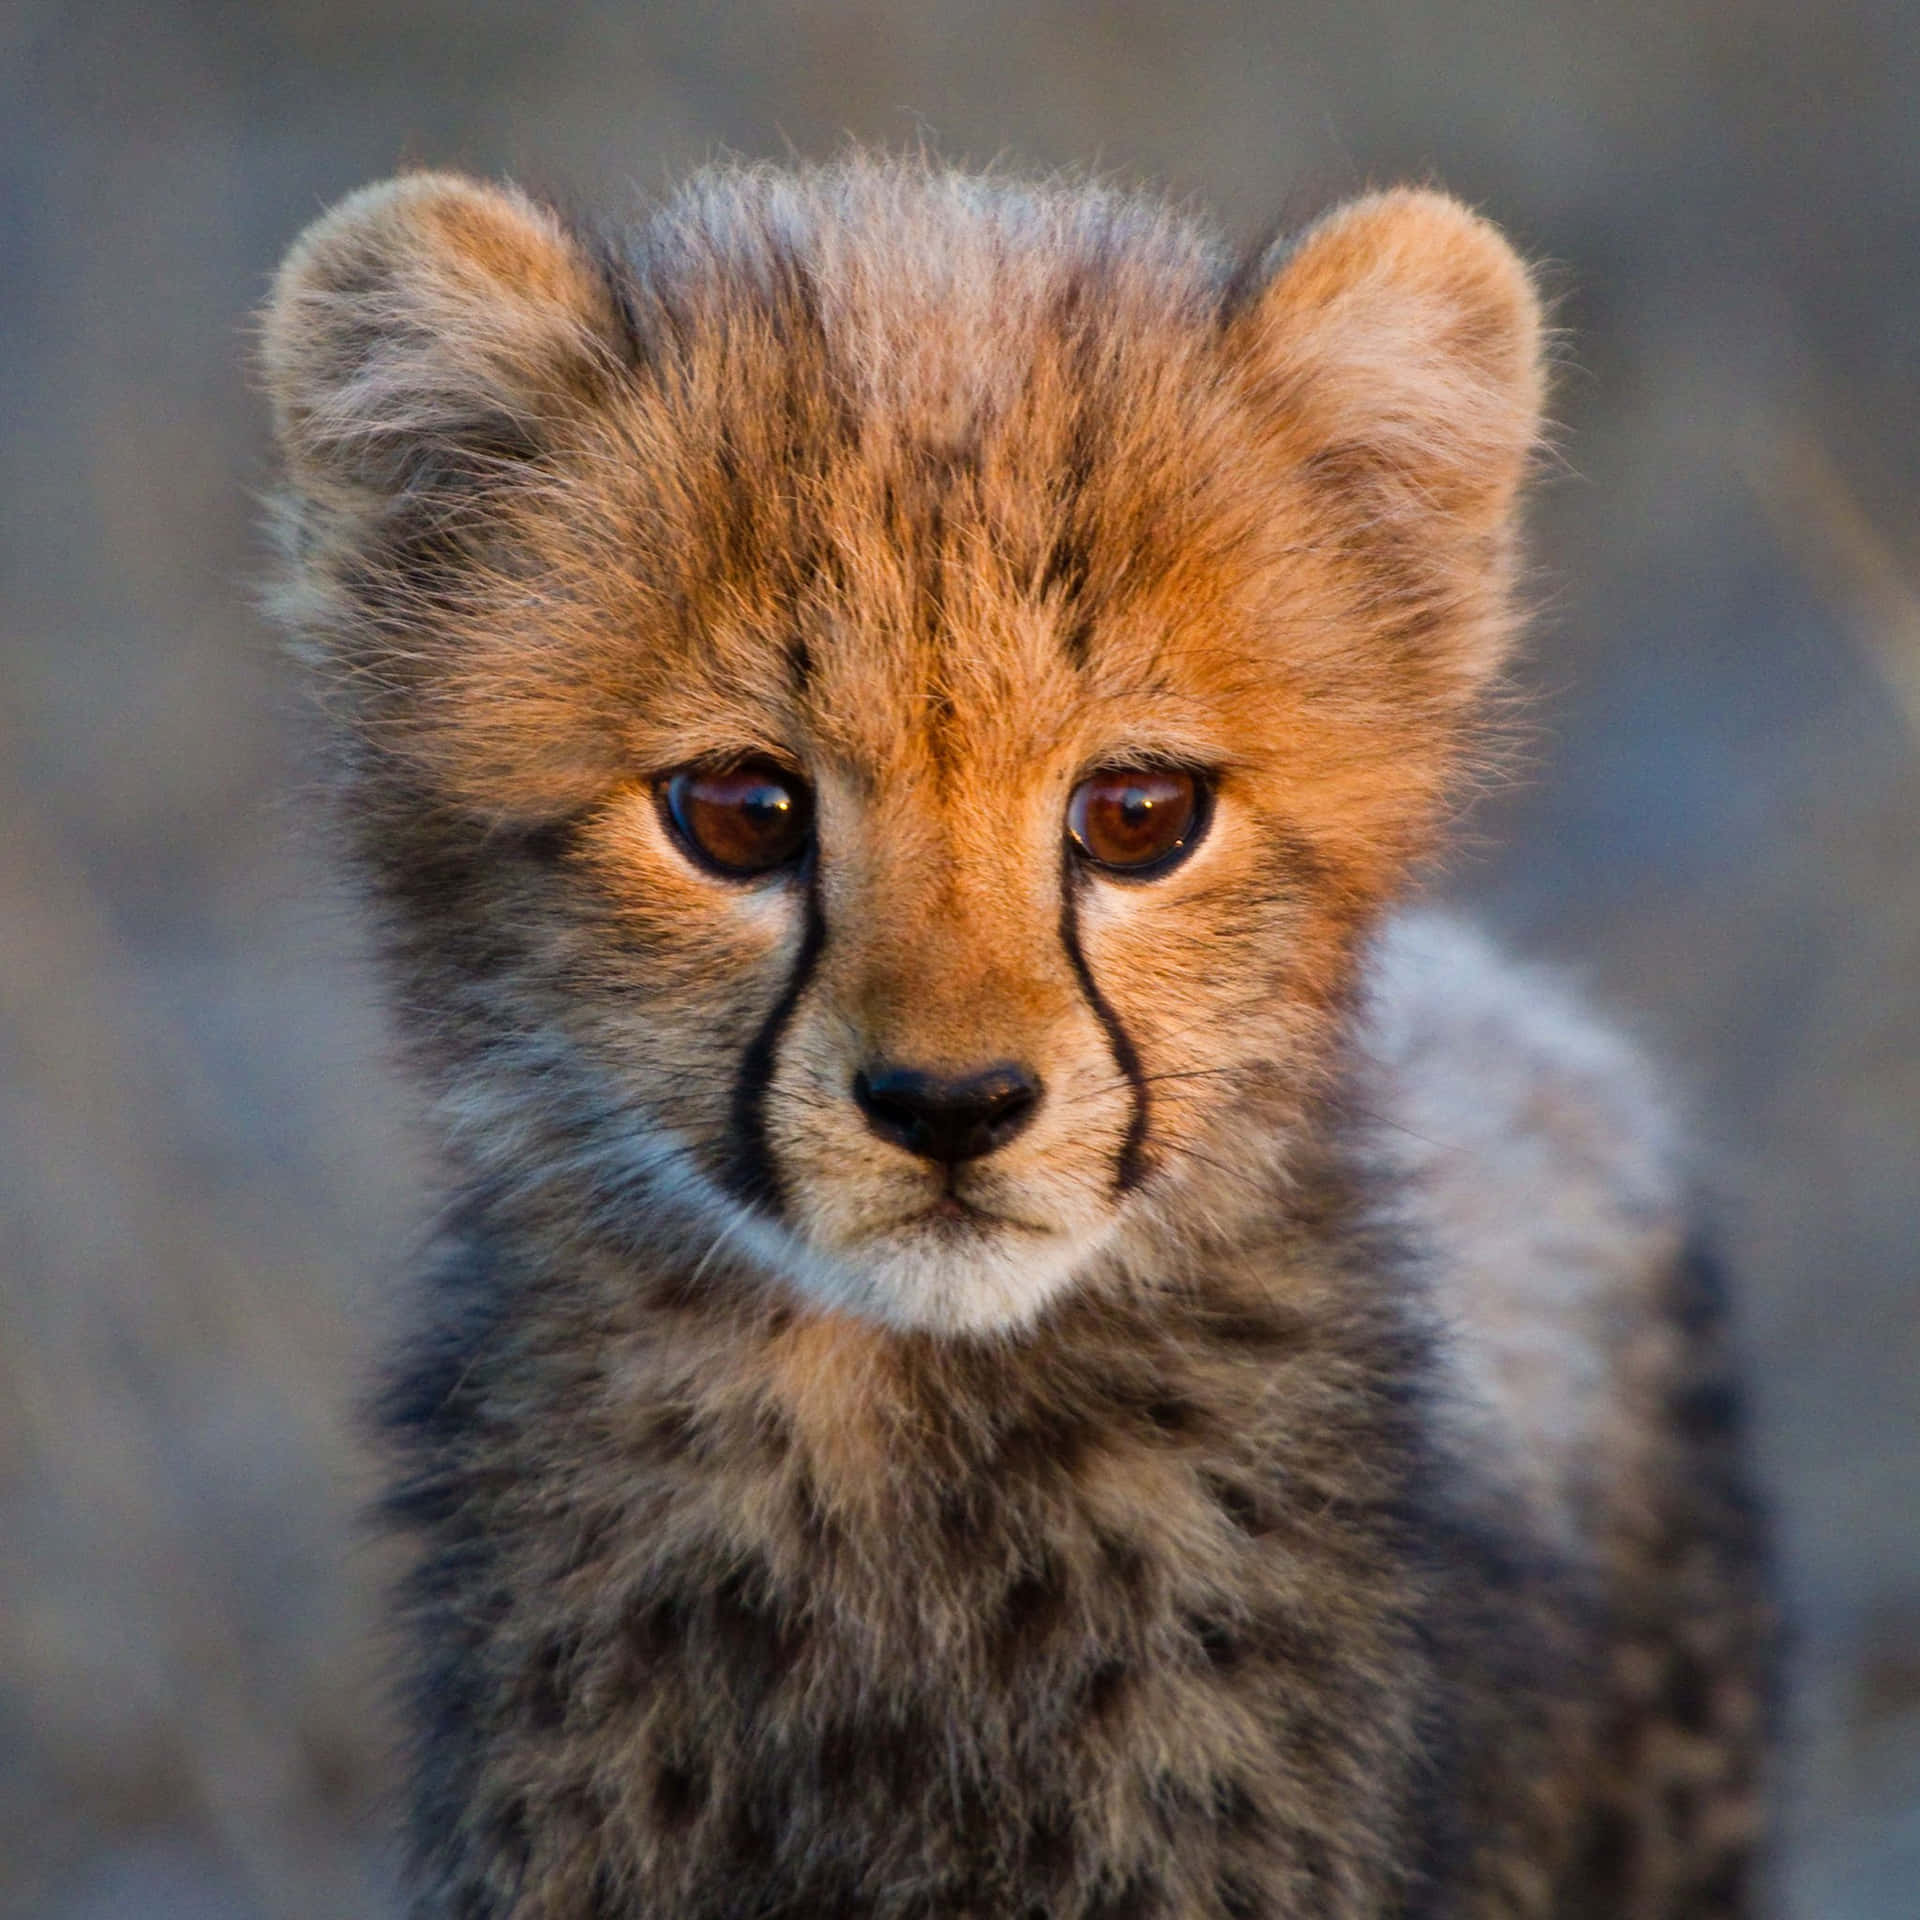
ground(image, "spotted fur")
xmin=263 ymin=157 xmax=1775 ymax=1916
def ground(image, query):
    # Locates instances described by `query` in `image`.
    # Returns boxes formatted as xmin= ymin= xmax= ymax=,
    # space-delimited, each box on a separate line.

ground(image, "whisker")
xmin=1139 ymin=1133 xmax=1276 ymax=1199
xmin=1057 ymin=1064 xmax=1248 ymax=1110
xmin=1338 ymin=1100 xmax=1473 ymax=1158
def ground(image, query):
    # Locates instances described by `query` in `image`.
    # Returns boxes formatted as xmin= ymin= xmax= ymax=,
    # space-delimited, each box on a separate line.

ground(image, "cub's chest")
xmin=459 ymin=1321 xmax=1434 ymax=1920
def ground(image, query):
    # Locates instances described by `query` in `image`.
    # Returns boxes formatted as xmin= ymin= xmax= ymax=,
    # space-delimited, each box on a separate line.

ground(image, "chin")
xmin=796 ymin=1210 xmax=1113 ymax=1336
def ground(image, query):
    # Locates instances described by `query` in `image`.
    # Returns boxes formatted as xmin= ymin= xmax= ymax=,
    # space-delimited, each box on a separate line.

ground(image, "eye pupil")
xmin=663 ymin=761 xmax=814 ymax=876
xmin=1067 ymin=767 xmax=1206 ymax=876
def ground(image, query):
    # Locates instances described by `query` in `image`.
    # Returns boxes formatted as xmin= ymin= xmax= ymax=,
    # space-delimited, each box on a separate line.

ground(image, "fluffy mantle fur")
xmin=262 ymin=157 xmax=1774 ymax=1917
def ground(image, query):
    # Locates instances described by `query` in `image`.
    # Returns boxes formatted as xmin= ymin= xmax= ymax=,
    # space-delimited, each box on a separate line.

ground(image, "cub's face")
xmin=264 ymin=162 xmax=1542 ymax=1332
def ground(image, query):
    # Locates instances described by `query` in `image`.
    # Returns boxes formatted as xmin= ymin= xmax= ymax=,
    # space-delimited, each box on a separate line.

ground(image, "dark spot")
xmin=1562 ymin=1805 xmax=1634 ymax=1907
xmin=1187 ymin=1613 xmax=1245 ymax=1671
xmin=1211 ymin=1778 xmax=1261 ymax=1836
xmin=1217 ymin=1871 xmax=1261 ymax=1920
xmin=1085 ymin=1872 xmax=1159 ymax=1920
xmin=711 ymin=1564 xmax=804 ymax=1697
xmin=815 ymin=1718 xmax=862 ymax=1785
xmin=787 ymin=633 xmax=814 ymax=693
xmin=586 ymin=1862 xmax=625 ymax=1920
xmin=652 ymin=1758 xmax=708 ymax=1829
xmin=1673 ymin=1376 xmax=1742 ymax=1444
xmin=1194 ymin=1305 xmax=1305 ymax=1353
xmin=1144 ymin=1396 xmax=1200 ymax=1437
xmin=550 ymin=1778 xmax=604 ymax=1835
xmin=1048 ymin=259 xmax=1096 ymax=331
xmin=523 ymin=1634 xmax=573 ymax=1731
xmin=1294 ymin=1832 xmax=1336 ymax=1899
xmin=1039 ymin=527 xmax=1093 ymax=602
xmin=1203 ymin=1474 xmax=1266 ymax=1535
xmin=609 ymin=1591 xmax=687 ymax=1705
xmin=513 ymin=812 xmax=587 ymax=866
xmin=644 ymin=1405 xmax=697 ymax=1460
xmin=1299 ymin=439 xmax=1384 ymax=498
xmin=413 ymin=1638 xmax=487 ymax=1763
xmin=560 ymin=1510 xmax=615 ymax=1580
xmin=1146 ymin=1773 xmax=1214 ymax=1855
xmin=1024 ymin=1801 xmax=1077 ymax=1883
xmin=647 ymin=1264 xmax=710 ymax=1315
xmin=1253 ymin=1607 xmax=1328 ymax=1671
xmin=1252 ymin=820 xmax=1334 ymax=902
xmin=920 ymin=418 xmax=987 ymax=494
xmin=919 ymin=493 xmax=951 ymax=658
xmin=488 ymin=1794 xmax=531 ymax=1879
xmin=447 ymin=1879 xmax=491 ymax=1920
xmin=1664 ymin=1781 xmax=1699 ymax=1836
xmin=850 ymin=1708 xmax=935 ymax=1798
xmin=790 ymin=1471 xmax=834 ymax=1551
xmin=995 ymin=1405 xmax=1094 ymax=1483
xmin=938 ymin=1482 xmax=991 ymax=1547
xmin=1039 ymin=527 xmax=1097 ymax=668
xmin=1097 ymin=1530 xmax=1150 ymax=1594
xmin=753 ymin=1403 xmax=793 ymax=1460
xmin=1381 ymin=597 xmax=1449 ymax=660
xmin=383 ymin=1466 xmax=472 ymax=1533
xmin=1280 ymin=1704 xmax=1339 ymax=1773
xmin=1079 ymin=1657 xmax=1131 ymax=1723
xmin=1670 ymin=1234 xmax=1731 ymax=1336
xmin=1001 ymin=1562 xmax=1069 ymax=1659
xmin=1663 ymin=1648 xmax=1715 ymax=1733
xmin=1689 ymin=1850 xmax=1749 ymax=1911
xmin=724 ymin=1783 xmax=782 ymax=1870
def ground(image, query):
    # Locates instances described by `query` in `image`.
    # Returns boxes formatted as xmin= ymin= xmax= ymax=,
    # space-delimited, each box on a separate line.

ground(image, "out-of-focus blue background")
xmin=3 ymin=3 xmax=1915 ymax=1913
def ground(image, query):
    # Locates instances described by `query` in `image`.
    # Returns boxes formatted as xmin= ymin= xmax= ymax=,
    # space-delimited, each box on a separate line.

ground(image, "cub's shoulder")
xmin=1353 ymin=911 xmax=1691 ymax=1541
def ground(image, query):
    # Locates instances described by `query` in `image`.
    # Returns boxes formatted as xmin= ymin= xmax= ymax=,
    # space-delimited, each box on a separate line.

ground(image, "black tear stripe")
xmin=1058 ymin=850 xmax=1151 ymax=1192
xmin=721 ymin=861 xmax=827 ymax=1213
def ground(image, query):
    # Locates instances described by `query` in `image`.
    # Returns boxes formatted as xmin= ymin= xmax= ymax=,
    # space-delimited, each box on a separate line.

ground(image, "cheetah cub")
xmin=264 ymin=158 xmax=1774 ymax=1918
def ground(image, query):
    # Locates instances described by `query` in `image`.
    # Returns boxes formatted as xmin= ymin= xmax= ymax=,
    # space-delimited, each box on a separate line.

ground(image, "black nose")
xmin=852 ymin=1061 xmax=1043 ymax=1165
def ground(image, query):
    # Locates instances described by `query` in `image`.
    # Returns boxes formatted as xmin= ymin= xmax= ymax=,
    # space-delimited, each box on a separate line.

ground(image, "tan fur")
xmin=263 ymin=157 xmax=1774 ymax=1918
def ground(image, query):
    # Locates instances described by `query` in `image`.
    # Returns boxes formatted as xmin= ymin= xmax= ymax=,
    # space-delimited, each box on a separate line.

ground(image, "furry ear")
xmin=261 ymin=171 xmax=629 ymax=505
xmin=1227 ymin=188 xmax=1545 ymax=541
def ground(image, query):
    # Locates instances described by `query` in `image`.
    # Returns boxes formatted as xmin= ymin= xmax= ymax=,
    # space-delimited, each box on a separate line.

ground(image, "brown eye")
xmin=661 ymin=761 xmax=814 ymax=877
xmin=1067 ymin=767 xmax=1207 ymax=875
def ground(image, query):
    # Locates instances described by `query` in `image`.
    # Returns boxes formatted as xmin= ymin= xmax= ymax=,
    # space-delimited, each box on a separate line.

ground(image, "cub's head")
xmin=263 ymin=160 xmax=1542 ymax=1333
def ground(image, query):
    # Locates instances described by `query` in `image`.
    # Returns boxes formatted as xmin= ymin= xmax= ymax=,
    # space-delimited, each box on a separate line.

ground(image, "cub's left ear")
xmin=1226 ymin=188 xmax=1546 ymax=542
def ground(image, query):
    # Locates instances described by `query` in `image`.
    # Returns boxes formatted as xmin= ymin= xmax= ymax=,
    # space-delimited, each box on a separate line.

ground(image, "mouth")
xmin=927 ymin=1192 xmax=990 ymax=1226
xmin=793 ymin=1170 xmax=1108 ymax=1334
xmin=883 ymin=1186 xmax=1052 ymax=1238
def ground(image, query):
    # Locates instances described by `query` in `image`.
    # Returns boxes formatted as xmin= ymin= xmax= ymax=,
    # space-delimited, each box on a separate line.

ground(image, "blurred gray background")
xmin=2 ymin=2 xmax=1915 ymax=1914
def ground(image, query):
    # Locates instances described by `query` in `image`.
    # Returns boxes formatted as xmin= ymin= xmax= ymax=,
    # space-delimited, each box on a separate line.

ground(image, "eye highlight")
xmin=1067 ymin=767 xmax=1208 ymax=876
xmin=660 ymin=760 xmax=814 ymax=877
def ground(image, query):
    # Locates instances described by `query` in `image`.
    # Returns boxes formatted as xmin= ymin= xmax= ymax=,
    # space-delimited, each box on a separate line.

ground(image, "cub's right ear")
xmin=261 ymin=172 xmax=629 ymax=506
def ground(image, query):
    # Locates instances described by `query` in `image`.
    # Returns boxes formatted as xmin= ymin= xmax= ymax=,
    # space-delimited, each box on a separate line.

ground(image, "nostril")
xmin=852 ymin=1062 xmax=1043 ymax=1165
